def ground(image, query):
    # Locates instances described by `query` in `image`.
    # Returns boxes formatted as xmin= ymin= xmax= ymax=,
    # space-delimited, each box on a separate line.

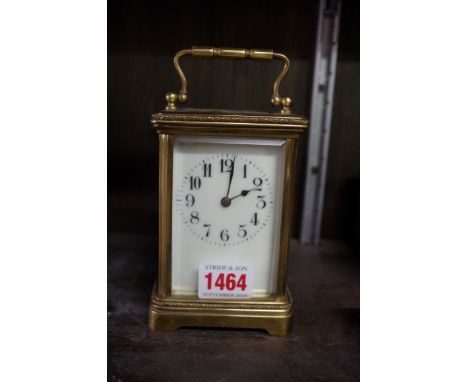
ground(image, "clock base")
xmin=148 ymin=288 xmax=293 ymax=336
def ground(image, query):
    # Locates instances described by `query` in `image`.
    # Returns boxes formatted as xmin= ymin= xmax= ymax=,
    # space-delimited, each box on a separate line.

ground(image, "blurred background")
xmin=108 ymin=0 xmax=359 ymax=249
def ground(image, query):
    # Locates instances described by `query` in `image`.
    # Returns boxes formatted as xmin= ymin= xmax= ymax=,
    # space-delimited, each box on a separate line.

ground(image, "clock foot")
xmin=148 ymin=289 xmax=293 ymax=336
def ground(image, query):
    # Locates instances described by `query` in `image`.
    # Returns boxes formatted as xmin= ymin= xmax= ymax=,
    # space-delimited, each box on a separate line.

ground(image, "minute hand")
xmin=230 ymin=187 xmax=262 ymax=200
xmin=225 ymin=156 xmax=236 ymax=198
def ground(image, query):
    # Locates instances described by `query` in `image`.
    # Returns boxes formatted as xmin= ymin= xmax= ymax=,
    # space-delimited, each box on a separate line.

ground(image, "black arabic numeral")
xmin=203 ymin=163 xmax=211 ymax=177
xmin=220 ymin=229 xmax=230 ymax=242
xmin=190 ymin=176 xmax=201 ymax=190
xmin=220 ymin=158 xmax=233 ymax=173
xmin=190 ymin=211 xmax=199 ymax=224
xmin=203 ymin=224 xmax=211 ymax=237
xmin=243 ymin=164 xmax=247 ymax=178
xmin=250 ymin=212 xmax=259 ymax=226
xmin=256 ymin=195 xmax=266 ymax=209
xmin=185 ymin=194 xmax=195 ymax=207
xmin=253 ymin=177 xmax=263 ymax=187
xmin=238 ymin=225 xmax=247 ymax=238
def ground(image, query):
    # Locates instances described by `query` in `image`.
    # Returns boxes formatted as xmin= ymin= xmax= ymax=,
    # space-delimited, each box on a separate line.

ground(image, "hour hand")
xmin=230 ymin=187 xmax=262 ymax=200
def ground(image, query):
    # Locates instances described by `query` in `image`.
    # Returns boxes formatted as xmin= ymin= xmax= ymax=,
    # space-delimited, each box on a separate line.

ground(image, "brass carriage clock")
xmin=149 ymin=47 xmax=308 ymax=335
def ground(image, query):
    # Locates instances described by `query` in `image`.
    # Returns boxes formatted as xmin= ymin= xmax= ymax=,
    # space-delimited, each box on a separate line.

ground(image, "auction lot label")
xmin=198 ymin=264 xmax=253 ymax=299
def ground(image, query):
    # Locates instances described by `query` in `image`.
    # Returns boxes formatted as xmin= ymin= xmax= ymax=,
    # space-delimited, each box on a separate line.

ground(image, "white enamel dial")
xmin=171 ymin=136 xmax=286 ymax=297
xmin=174 ymin=154 xmax=273 ymax=247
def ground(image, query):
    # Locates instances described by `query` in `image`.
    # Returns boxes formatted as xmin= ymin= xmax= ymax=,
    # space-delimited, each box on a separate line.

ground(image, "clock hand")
xmin=225 ymin=156 xmax=236 ymax=198
xmin=220 ymin=156 xmax=236 ymax=207
xmin=230 ymin=187 xmax=262 ymax=200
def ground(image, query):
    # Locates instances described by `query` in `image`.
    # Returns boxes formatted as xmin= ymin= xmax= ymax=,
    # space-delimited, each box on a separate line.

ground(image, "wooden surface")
xmin=108 ymin=233 xmax=359 ymax=381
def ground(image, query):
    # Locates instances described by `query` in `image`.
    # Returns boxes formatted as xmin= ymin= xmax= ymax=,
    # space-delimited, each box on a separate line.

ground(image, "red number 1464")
xmin=204 ymin=272 xmax=247 ymax=291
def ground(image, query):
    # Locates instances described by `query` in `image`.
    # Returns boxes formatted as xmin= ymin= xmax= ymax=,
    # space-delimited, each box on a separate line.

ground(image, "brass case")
xmin=149 ymin=109 xmax=308 ymax=335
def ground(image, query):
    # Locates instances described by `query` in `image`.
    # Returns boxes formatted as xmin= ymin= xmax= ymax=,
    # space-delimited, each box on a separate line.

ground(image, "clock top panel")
xmin=151 ymin=108 xmax=309 ymax=136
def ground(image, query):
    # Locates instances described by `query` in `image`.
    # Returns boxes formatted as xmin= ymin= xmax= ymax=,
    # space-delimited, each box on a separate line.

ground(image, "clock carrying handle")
xmin=165 ymin=46 xmax=292 ymax=114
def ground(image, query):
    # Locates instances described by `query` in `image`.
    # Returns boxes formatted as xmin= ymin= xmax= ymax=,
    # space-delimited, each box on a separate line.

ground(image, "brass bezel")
xmin=149 ymin=110 xmax=308 ymax=335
